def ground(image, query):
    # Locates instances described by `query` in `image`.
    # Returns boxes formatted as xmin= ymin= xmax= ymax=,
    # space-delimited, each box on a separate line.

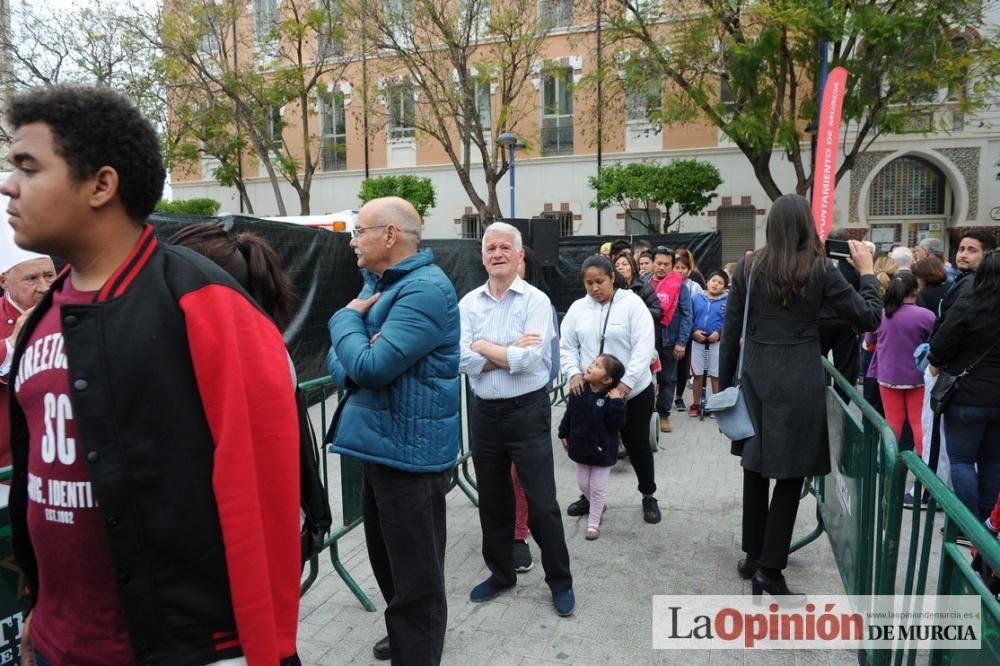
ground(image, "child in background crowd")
xmin=865 ymin=272 xmax=935 ymax=455
xmin=559 ymin=354 xmax=627 ymax=541
xmin=672 ymin=253 xmax=701 ymax=410
xmin=638 ymin=251 xmax=654 ymax=282
xmin=689 ymin=271 xmax=728 ymax=416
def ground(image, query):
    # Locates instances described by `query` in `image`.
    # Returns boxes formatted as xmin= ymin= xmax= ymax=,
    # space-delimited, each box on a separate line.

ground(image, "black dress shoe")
xmin=751 ymin=570 xmax=806 ymax=607
xmin=736 ymin=558 xmax=759 ymax=579
xmin=566 ymin=495 xmax=590 ymax=517
xmin=373 ymin=636 xmax=390 ymax=661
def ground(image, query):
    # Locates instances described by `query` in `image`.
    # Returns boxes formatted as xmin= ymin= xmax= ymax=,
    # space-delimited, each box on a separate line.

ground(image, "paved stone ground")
xmin=297 ymin=399 xmax=861 ymax=665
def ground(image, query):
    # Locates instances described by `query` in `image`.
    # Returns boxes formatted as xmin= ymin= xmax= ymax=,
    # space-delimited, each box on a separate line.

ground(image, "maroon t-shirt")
xmin=14 ymin=278 xmax=134 ymax=665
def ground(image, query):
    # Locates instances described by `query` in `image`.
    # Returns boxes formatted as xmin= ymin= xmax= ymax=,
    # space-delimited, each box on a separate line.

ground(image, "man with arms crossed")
xmin=459 ymin=222 xmax=575 ymax=617
xmin=328 ymin=197 xmax=460 ymax=664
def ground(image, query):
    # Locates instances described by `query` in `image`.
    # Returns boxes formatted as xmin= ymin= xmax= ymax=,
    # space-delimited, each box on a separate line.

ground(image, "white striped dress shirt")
xmin=459 ymin=277 xmax=553 ymax=399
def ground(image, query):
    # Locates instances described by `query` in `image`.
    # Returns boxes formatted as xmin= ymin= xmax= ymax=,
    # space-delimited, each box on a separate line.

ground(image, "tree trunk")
xmin=235 ymin=179 xmax=254 ymax=215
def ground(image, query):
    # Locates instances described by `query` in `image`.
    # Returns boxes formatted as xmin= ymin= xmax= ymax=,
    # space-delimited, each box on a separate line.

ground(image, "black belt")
xmin=476 ymin=387 xmax=548 ymax=406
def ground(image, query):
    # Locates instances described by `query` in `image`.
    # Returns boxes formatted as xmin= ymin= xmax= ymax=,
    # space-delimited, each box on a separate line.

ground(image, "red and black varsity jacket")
xmin=8 ymin=226 xmax=301 ymax=665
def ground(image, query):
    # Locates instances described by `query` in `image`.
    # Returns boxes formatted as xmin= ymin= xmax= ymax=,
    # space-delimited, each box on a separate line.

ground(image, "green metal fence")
xmin=892 ymin=451 xmax=1000 ymax=666
xmin=0 ymin=467 xmax=24 ymax=665
xmin=297 ymin=377 xmax=374 ymax=611
xmin=792 ymin=357 xmax=907 ymax=607
xmin=299 ymin=375 xmax=480 ymax=609
xmin=797 ymin=359 xmax=1000 ymax=664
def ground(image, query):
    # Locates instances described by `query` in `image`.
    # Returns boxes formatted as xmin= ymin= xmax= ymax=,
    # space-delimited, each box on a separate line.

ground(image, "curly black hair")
xmin=7 ymin=85 xmax=165 ymax=221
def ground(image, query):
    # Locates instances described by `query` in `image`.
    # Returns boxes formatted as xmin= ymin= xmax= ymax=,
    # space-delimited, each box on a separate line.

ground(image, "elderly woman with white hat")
xmin=0 ymin=207 xmax=55 ymax=467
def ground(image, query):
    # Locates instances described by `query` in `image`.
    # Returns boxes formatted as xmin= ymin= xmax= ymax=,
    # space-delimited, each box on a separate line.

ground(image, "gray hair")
xmin=827 ymin=228 xmax=850 ymax=241
xmin=889 ymin=245 xmax=913 ymax=270
xmin=481 ymin=222 xmax=523 ymax=252
xmin=918 ymin=237 xmax=944 ymax=259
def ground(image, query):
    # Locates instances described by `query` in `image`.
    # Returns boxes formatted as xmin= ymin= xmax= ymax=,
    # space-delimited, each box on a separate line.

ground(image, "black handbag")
xmin=929 ymin=336 xmax=1000 ymax=411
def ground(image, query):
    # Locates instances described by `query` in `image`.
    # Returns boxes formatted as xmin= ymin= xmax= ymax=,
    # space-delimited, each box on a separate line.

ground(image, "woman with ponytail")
xmin=864 ymin=272 xmax=935 ymax=455
xmin=169 ymin=224 xmax=296 ymax=331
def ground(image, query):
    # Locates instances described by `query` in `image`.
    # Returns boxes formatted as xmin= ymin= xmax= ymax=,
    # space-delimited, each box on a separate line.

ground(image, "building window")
xmin=317 ymin=0 xmax=345 ymax=59
xmin=197 ymin=12 xmax=221 ymax=56
xmin=868 ymin=157 xmax=945 ymax=218
xmin=625 ymin=207 xmax=661 ymax=234
xmin=387 ymin=84 xmax=416 ymax=141
xmin=716 ymin=205 xmax=756 ymax=264
xmin=474 ymin=81 xmax=491 ymax=133
xmin=462 ymin=213 xmax=483 ymax=239
xmin=625 ymin=78 xmax=662 ymax=124
xmin=541 ymin=67 xmax=573 ymax=156
xmin=321 ymin=92 xmax=347 ymax=171
xmin=254 ymin=0 xmax=278 ymax=50
xmin=385 ymin=0 xmax=414 ymax=48
xmin=459 ymin=0 xmax=491 ymax=40
xmin=267 ymin=107 xmax=283 ymax=151
xmin=540 ymin=211 xmax=574 ymax=237
xmin=539 ymin=0 xmax=572 ymax=29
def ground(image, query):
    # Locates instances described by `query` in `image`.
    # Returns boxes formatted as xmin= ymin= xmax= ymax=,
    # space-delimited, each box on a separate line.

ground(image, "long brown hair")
xmin=169 ymin=224 xmax=296 ymax=331
xmin=754 ymin=194 xmax=826 ymax=306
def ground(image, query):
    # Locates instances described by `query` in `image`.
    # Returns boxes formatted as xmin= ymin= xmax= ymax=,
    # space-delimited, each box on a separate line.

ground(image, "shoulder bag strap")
xmin=958 ymin=334 xmax=1000 ymax=377
xmin=735 ymin=262 xmax=753 ymax=383
xmin=598 ymin=291 xmax=615 ymax=355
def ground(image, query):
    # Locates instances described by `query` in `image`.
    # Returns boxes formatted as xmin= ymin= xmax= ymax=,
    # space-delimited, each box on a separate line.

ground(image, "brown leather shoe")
xmin=659 ymin=418 xmax=672 ymax=433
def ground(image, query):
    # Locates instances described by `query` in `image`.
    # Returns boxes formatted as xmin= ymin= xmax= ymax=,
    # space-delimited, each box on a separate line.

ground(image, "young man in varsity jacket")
xmin=1 ymin=86 xmax=301 ymax=665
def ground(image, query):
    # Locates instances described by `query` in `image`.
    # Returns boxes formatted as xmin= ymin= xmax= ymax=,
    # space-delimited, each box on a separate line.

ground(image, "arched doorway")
xmin=866 ymin=156 xmax=950 ymax=253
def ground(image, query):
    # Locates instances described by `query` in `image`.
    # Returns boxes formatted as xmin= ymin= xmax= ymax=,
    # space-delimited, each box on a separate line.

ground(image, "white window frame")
xmin=321 ymin=92 xmax=348 ymax=171
xmin=539 ymin=0 xmax=572 ymax=29
xmin=385 ymin=0 xmax=414 ymax=48
xmin=541 ymin=66 xmax=573 ymax=156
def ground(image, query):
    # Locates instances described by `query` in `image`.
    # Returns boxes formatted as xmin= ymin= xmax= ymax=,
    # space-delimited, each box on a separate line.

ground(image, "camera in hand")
xmin=825 ymin=238 xmax=851 ymax=259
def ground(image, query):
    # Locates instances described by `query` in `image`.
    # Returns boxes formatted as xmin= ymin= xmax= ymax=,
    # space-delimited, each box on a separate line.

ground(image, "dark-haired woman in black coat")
xmin=719 ymin=194 xmax=882 ymax=602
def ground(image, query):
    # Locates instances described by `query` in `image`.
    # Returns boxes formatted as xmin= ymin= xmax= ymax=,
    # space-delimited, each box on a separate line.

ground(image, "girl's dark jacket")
xmin=559 ymin=384 xmax=626 ymax=467
xmin=8 ymin=226 xmax=301 ymax=665
xmin=719 ymin=257 xmax=882 ymax=479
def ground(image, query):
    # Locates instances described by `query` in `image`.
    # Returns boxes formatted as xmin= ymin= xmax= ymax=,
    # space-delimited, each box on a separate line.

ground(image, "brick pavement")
xmin=298 ymin=401 xmax=859 ymax=665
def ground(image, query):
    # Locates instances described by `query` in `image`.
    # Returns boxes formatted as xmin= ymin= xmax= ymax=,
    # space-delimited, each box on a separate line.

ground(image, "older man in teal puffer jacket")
xmin=327 ymin=197 xmax=459 ymax=665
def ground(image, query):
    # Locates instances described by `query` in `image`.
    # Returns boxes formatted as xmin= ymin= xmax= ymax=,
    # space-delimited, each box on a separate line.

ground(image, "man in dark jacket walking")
xmin=328 ymin=197 xmax=460 ymax=664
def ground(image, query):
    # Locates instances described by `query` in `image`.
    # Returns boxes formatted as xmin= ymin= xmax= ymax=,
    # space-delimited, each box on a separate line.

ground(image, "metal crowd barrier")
xmin=296 ymin=377 xmax=374 ymax=610
xmin=791 ymin=357 xmax=906 ymax=607
xmin=299 ymin=375 xmax=482 ymax=609
xmin=795 ymin=358 xmax=1000 ymax=664
xmin=892 ymin=451 xmax=1000 ymax=665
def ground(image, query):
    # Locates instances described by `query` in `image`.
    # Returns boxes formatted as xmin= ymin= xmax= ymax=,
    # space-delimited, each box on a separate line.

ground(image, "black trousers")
xmin=675 ymin=341 xmax=692 ymax=400
xmin=471 ymin=388 xmax=572 ymax=592
xmin=363 ymin=461 xmax=451 ymax=666
xmin=819 ymin=323 xmax=860 ymax=401
xmin=741 ymin=469 xmax=805 ymax=571
xmin=656 ymin=346 xmax=679 ymax=417
xmin=620 ymin=383 xmax=656 ymax=496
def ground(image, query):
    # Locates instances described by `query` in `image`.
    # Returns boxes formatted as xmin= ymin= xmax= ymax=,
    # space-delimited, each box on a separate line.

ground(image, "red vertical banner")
xmin=811 ymin=66 xmax=848 ymax=243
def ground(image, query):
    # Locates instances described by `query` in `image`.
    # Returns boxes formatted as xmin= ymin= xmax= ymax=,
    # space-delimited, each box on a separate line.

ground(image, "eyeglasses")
xmin=351 ymin=224 xmax=390 ymax=239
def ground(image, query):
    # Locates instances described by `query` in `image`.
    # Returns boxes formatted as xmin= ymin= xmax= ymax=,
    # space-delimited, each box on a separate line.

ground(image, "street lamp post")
xmin=496 ymin=132 xmax=520 ymax=219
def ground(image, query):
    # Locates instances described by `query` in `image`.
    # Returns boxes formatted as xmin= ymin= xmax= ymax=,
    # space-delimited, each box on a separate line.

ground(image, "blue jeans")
xmin=943 ymin=405 xmax=1000 ymax=520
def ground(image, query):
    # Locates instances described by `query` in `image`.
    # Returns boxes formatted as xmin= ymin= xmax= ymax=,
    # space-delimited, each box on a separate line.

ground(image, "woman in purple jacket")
xmin=865 ymin=272 xmax=936 ymax=456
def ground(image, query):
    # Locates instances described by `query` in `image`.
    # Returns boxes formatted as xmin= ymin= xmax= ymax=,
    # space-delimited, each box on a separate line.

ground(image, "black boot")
xmin=373 ymin=636 xmax=390 ymax=661
xmin=736 ymin=558 xmax=759 ymax=579
xmin=751 ymin=570 xmax=806 ymax=607
xmin=566 ymin=494 xmax=589 ymax=517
